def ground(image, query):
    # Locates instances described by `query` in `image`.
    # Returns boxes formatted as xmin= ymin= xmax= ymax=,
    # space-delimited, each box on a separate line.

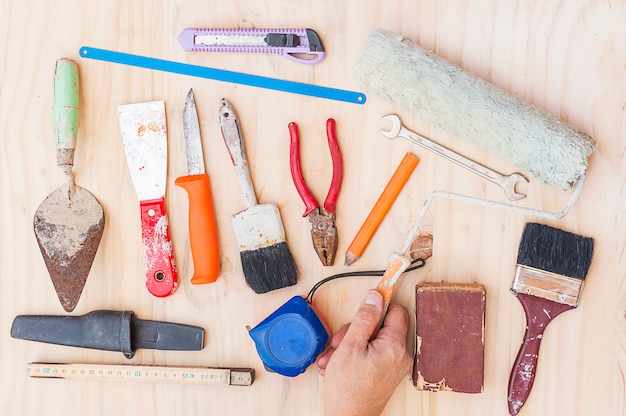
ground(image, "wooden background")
xmin=1 ymin=1 xmax=624 ymax=415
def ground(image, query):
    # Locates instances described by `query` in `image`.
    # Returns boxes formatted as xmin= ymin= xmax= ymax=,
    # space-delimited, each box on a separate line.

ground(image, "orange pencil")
xmin=344 ymin=152 xmax=419 ymax=266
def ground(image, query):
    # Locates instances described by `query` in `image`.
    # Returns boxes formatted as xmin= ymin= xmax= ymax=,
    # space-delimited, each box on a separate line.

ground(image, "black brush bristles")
xmin=240 ymin=242 xmax=298 ymax=294
xmin=516 ymin=222 xmax=594 ymax=280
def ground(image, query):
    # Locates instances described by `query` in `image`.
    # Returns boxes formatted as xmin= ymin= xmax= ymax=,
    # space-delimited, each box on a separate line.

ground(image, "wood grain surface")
xmin=0 ymin=1 xmax=623 ymax=415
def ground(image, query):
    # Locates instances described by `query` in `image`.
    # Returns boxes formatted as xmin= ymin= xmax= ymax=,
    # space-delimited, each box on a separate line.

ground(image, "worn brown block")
xmin=413 ymin=283 xmax=486 ymax=394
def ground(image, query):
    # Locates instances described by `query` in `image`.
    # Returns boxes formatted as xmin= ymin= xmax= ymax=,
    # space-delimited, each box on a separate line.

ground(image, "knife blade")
xmin=175 ymin=89 xmax=220 ymax=284
xmin=118 ymin=100 xmax=178 ymax=297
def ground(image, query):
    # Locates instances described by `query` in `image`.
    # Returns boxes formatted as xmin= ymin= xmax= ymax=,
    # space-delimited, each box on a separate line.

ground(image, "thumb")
xmin=343 ymin=290 xmax=383 ymax=346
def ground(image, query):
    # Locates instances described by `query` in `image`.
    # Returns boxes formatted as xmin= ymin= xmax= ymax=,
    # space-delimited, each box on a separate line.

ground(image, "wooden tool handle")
xmin=219 ymin=99 xmax=258 ymax=208
xmin=140 ymin=197 xmax=178 ymax=297
xmin=53 ymin=58 xmax=79 ymax=173
xmin=175 ymin=173 xmax=220 ymax=284
xmin=508 ymin=292 xmax=575 ymax=415
xmin=374 ymin=252 xmax=412 ymax=333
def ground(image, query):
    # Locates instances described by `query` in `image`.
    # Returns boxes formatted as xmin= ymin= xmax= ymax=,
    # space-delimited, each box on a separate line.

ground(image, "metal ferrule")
xmin=511 ymin=264 xmax=584 ymax=307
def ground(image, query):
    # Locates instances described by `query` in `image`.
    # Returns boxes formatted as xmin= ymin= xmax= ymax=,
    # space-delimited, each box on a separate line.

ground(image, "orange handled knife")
xmin=175 ymin=89 xmax=220 ymax=284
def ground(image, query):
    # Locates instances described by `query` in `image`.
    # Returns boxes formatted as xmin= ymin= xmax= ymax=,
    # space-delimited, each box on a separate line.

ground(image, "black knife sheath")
xmin=10 ymin=310 xmax=204 ymax=359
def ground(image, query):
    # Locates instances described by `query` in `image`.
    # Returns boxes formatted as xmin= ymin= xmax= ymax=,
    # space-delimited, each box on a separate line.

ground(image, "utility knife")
xmin=118 ymin=100 xmax=178 ymax=297
xmin=178 ymin=28 xmax=325 ymax=65
xmin=175 ymin=89 xmax=220 ymax=284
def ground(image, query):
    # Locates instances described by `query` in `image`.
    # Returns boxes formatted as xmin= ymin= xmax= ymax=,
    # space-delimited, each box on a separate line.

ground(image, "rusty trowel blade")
xmin=33 ymin=184 xmax=105 ymax=312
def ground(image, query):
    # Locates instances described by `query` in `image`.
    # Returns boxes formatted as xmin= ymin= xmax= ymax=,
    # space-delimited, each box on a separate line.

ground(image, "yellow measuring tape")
xmin=27 ymin=362 xmax=254 ymax=386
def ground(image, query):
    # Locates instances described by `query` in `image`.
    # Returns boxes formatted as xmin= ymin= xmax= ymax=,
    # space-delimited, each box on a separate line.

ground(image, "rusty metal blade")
xmin=33 ymin=184 xmax=105 ymax=312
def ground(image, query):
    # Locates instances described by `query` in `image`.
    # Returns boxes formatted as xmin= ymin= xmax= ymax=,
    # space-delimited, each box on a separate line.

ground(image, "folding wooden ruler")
xmin=27 ymin=362 xmax=254 ymax=386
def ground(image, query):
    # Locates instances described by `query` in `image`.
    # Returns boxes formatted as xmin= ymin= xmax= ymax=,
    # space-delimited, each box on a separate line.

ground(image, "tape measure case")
xmin=248 ymin=296 xmax=329 ymax=377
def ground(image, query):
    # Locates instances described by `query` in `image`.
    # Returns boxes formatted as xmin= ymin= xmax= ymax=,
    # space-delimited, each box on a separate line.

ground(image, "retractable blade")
xmin=175 ymin=89 xmax=220 ymax=284
xmin=178 ymin=28 xmax=325 ymax=65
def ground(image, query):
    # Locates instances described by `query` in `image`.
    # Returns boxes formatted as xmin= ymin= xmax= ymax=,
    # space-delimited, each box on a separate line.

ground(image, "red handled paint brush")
xmin=508 ymin=222 xmax=594 ymax=415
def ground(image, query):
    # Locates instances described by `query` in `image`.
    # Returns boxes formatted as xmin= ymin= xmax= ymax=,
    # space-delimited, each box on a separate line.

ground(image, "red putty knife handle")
xmin=140 ymin=197 xmax=178 ymax=297
xmin=507 ymin=292 xmax=574 ymax=415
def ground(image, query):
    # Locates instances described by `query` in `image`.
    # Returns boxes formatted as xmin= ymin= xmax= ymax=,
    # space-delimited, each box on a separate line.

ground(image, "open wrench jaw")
xmin=379 ymin=114 xmax=402 ymax=139
xmin=503 ymin=173 xmax=529 ymax=201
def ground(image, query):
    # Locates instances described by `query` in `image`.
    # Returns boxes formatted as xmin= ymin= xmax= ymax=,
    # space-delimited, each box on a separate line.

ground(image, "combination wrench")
xmin=380 ymin=114 xmax=528 ymax=201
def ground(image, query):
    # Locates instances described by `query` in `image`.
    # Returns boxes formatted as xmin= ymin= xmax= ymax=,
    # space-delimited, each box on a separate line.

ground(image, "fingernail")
xmin=364 ymin=290 xmax=381 ymax=306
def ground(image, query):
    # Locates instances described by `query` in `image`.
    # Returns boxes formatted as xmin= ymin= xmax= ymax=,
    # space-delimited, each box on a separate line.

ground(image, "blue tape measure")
xmin=79 ymin=47 xmax=366 ymax=105
xmin=248 ymin=296 xmax=329 ymax=377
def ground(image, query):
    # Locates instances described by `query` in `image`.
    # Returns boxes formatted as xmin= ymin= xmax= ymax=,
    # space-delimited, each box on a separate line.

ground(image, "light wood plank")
xmin=0 ymin=1 xmax=623 ymax=415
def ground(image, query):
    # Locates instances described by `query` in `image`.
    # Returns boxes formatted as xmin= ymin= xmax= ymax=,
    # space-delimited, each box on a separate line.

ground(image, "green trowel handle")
xmin=53 ymin=58 xmax=79 ymax=170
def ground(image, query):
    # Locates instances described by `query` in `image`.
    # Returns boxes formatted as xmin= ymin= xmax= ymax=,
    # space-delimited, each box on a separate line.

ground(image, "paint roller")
xmin=353 ymin=29 xmax=596 ymax=191
xmin=355 ymin=30 xmax=597 ymax=332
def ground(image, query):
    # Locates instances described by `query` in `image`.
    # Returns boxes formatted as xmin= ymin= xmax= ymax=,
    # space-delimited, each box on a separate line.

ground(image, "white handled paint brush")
xmin=219 ymin=98 xmax=297 ymax=293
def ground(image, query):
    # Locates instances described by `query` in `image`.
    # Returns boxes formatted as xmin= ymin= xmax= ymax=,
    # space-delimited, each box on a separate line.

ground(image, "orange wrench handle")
xmin=175 ymin=173 xmax=220 ymax=284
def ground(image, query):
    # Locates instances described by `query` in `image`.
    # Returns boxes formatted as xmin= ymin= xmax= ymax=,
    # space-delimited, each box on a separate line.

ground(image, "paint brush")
xmin=508 ymin=222 xmax=594 ymax=415
xmin=219 ymin=99 xmax=297 ymax=293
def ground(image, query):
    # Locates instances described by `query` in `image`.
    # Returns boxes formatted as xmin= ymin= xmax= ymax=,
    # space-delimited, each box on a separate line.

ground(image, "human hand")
xmin=317 ymin=290 xmax=412 ymax=416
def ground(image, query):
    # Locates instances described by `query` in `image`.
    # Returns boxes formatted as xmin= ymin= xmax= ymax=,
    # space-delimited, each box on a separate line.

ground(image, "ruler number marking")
xmin=27 ymin=363 xmax=252 ymax=386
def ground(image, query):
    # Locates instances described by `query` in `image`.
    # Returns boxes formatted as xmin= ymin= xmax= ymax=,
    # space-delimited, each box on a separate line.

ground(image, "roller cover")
xmin=353 ymin=29 xmax=596 ymax=190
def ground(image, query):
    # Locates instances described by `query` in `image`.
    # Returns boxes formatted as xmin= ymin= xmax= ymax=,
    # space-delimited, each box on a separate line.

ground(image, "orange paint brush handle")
xmin=175 ymin=173 xmax=220 ymax=284
xmin=344 ymin=153 xmax=419 ymax=266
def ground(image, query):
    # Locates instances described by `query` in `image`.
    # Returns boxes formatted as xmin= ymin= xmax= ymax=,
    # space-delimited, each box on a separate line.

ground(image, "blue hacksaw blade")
xmin=79 ymin=46 xmax=366 ymax=105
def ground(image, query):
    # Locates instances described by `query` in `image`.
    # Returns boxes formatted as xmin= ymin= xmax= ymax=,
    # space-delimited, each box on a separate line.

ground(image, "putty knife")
xmin=118 ymin=100 xmax=177 ymax=297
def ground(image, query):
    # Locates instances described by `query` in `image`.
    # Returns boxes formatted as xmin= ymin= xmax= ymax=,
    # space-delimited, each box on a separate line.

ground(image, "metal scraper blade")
xmin=33 ymin=186 xmax=105 ymax=312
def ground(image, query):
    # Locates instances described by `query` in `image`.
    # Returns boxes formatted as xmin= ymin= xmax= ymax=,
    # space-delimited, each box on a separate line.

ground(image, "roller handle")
xmin=374 ymin=252 xmax=411 ymax=334
xmin=175 ymin=174 xmax=220 ymax=284
xmin=140 ymin=197 xmax=178 ymax=297
xmin=508 ymin=292 xmax=575 ymax=415
xmin=53 ymin=59 xmax=79 ymax=173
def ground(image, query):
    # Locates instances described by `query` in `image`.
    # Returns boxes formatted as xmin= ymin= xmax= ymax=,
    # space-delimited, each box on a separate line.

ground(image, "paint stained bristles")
xmin=516 ymin=222 xmax=594 ymax=279
xmin=240 ymin=242 xmax=297 ymax=294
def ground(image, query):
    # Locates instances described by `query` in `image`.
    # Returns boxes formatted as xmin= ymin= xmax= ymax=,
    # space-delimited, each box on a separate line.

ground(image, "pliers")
xmin=288 ymin=118 xmax=343 ymax=266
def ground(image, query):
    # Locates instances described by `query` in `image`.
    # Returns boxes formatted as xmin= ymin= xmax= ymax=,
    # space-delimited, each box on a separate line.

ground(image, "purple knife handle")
xmin=282 ymin=49 xmax=325 ymax=65
xmin=178 ymin=28 xmax=325 ymax=64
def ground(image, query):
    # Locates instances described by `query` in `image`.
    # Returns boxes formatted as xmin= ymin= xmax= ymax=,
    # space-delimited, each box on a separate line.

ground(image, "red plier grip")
xmin=289 ymin=122 xmax=318 ymax=216
xmin=288 ymin=119 xmax=343 ymax=217
xmin=324 ymin=118 xmax=343 ymax=214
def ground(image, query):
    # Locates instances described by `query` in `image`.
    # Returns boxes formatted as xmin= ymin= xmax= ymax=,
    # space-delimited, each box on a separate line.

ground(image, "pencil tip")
xmin=344 ymin=251 xmax=358 ymax=266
